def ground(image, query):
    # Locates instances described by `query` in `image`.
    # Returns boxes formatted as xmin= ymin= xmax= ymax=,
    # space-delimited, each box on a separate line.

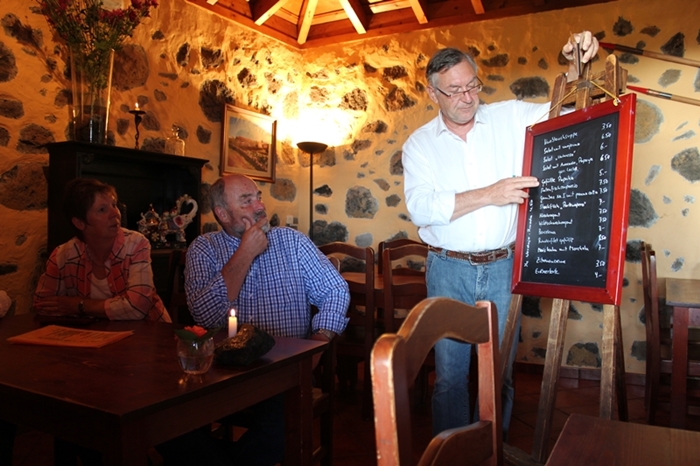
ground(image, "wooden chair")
xmin=377 ymin=238 xmax=424 ymax=274
xmin=371 ymin=297 xmax=502 ymax=466
xmin=640 ymin=241 xmax=700 ymax=425
xmin=318 ymin=241 xmax=376 ymax=421
xmin=166 ymin=248 xmax=195 ymax=325
xmin=381 ymin=243 xmax=428 ymax=334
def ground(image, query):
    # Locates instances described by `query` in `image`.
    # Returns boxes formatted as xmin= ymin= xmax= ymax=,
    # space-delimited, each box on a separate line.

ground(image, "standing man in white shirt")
xmin=402 ymin=31 xmax=598 ymax=438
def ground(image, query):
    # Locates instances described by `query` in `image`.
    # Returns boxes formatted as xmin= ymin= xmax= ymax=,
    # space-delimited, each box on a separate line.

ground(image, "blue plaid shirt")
xmin=185 ymin=227 xmax=349 ymax=338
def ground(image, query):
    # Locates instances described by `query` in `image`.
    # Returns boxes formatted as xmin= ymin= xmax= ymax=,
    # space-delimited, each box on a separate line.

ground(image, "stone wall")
xmin=0 ymin=0 xmax=698 ymax=374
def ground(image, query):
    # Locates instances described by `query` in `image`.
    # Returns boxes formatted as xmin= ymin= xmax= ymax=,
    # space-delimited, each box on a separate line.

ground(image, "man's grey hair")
xmin=209 ymin=177 xmax=228 ymax=225
xmin=426 ymin=48 xmax=479 ymax=87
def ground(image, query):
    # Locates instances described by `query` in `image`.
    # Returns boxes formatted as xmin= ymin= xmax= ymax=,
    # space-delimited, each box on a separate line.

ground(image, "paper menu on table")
xmin=7 ymin=325 xmax=133 ymax=348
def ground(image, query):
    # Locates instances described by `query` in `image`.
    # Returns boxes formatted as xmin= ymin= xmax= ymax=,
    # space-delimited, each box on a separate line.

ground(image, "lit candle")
xmin=228 ymin=308 xmax=238 ymax=338
xmin=134 ymin=102 xmax=139 ymax=110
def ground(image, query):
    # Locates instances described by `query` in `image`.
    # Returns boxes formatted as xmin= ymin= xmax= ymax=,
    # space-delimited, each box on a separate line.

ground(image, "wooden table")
xmin=665 ymin=277 xmax=700 ymax=428
xmin=546 ymin=413 xmax=700 ymax=465
xmin=0 ymin=315 xmax=326 ymax=466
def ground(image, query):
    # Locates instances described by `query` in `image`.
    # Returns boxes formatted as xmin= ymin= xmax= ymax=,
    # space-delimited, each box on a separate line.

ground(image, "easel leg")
xmin=500 ymin=294 xmax=523 ymax=381
xmin=531 ymin=298 xmax=569 ymax=464
xmin=600 ymin=304 xmax=628 ymax=420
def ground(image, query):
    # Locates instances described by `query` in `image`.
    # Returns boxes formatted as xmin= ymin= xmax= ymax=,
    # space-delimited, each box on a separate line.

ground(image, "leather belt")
xmin=429 ymin=243 xmax=515 ymax=265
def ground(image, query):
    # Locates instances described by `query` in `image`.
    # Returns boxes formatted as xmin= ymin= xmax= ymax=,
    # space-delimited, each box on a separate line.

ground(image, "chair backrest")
xmin=640 ymin=241 xmax=661 ymax=424
xmin=318 ymin=242 xmax=375 ymax=315
xmin=378 ymin=238 xmax=424 ymax=274
xmin=382 ymin=243 xmax=428 ymax=333
xmin=166 ymin=248 xmax=194 ymax=325
xmin=371 ymin=297 xmax=502 ymax=466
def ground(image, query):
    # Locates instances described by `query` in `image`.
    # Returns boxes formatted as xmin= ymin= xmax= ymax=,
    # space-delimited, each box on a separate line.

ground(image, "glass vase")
xmin=176 ymin=338 xmax=215 ymax=375
xmin=70 ymin=47 xmax=114 ymax=144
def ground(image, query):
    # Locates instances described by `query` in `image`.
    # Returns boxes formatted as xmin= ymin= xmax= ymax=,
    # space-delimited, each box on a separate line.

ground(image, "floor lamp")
xmin=297 ymin=141 xmax=328 ymax=242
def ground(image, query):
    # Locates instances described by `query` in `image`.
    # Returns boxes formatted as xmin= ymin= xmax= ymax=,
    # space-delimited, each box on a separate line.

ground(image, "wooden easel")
xmin=501 ymin=54 xmax=629 ymax=466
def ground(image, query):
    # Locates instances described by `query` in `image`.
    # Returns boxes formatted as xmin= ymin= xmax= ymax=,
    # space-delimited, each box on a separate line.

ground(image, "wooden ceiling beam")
xmin=251 ymin=0 xmax=290 ymax=25
xmin=407 ymin=0 xmax=428 ymax=24
xmin=297 ymin=0 xmax=321 ymax=44
xmin=470 ymin=0 xmax=485 ymax=14
xmin=339 ymin=0 xmax=370 ymax=33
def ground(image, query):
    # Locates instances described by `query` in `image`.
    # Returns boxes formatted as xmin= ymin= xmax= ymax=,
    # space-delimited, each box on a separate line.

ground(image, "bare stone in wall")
xmin=345 ymin=186 xmax=378 ymax=219
xmin=159 ymin=72 xmax=177 ymax=81
xmin=618 ymin=52 xmax=639 ymax=65
xmin=356 ymin=233 xmax=372 ymax=247
xmin=537 ymin=58 xmax=548 ymax=70
xmin=270 ymin=178 xmax=296 ymax=201
xmin=518 ymin=57 xmax=527 ymax=65
xmin=389 ymin=151 xmax=403 ymax=176
xmin=196 ymin=125 xmax=212 ymax=144
xmin=509 ymin=77 xmax=549 ymax=99
xmin=415 ymin=82 xmax=425 ymax=92
xmin=154 ymin=89 xmax=166 ymax=102
xmin=315 ymin=185 xmax=332 ymax=197
xmin=568 ymin=305 xmax=582 ymax=320
xmin=673 ymin=130 xmax=696 ymax=141
xmin=141 ymin=137 xmax=165 ymax=153
xmin=522 ymin=296 xmax=542 ymax=318
xmin=312 ymin=220 xmax=348 ymax=246
xmin=352 ymin=140 xmax=371 ymax=153
xmin=634 ymin=99 xmax=663 ymax=143
xmin=641 ymin=25 xmax=660 ymax=37
xmin=152 ymin=30 xmax=165 ymax=40
xmin=53 ymin=89 xmax=70 ymax=108
xmin=2 ymin=13 xmax=41 ymax=48
xmin=466 ymin=46 xmax=481 ymax=58
xmin=116 ymin=118 xmax=129 ymax=135
xmin=613 ymin=16 xmax=634 ymax=37
xmin=269 ymin=213 xmax=279 ymax=227
xmin=0 ymin=163 xmax=47 ymax=210
xmin=671 ymin=257 xmax=684 ymax=272
xmin=658 ymin=69 xmax=681 ymax=87
xmin=362 ymin=120 xmax=387 ymax=133
xmin=265 ymin=72 xmax=281 ymax=95
xmin=279 ymin=141 xmax=295 ymax=165
xmin=487 ymin=75 xmax=504 ymax=81
xmin=645 ymin=165 xmax=661 ymax=186
xmin=629 ymin=189 xmax=658 ymax=228
xmin=0 ymin=41 xmax=18 ymax=82
xmin=0 ymin=96 xmax=23 ymax=119
xmin=480 ymin=54 xmax=509 ymax=68
xmin=199 ymin=80 xmax=233 ymax=122
xmin=363 ymin=63 xmax=377 ymax=74
xmin=309 ymin=86 xmax=328 ymax=103
xmin=630 ymin=341 xmax=646 ymax=361
xmin=237 ymin=68 xmax=257 ymax=88
xmin=113 ymin=45 xmax=149 ymax=91
xmin=283 ymin=91 xmax=299 ymax=120
xmin=566 ymin=342 xmax=601 ymax=368
xmin=671 ymin=147 xmax=700 ymax=182
xmin=177 ymin=43 xmax=190 ymax=67
xmin=0 ymin=263 xmax=18 ymax=277
xmin=374 ymin=179 xmax=390 ymax=191
xmin=141 ymin=111 xmax=160 ymax=131
xmin=385 ymin=194 xmax=400 ymax=207
xmin=201 ymin=47 xmax=223 ymax=69
xmin=626 ymin=239 xmax=643 ymax=263
xmin=385 ymin=87 xmax=416 ymax=112
xmin=661 ymin=32 xmax=685 ymax=57
xmin=694 ymin=69 xmax=700 ymax=92
xmin=17 ymin=124 xmax=52 ymax=153
xmin=340 ymin=89 xmax=368 ymax=111
xmin=0 ymin=126 xmax=9 ymax=146
xmin=383 ymin=65 xmax=407 ymax=81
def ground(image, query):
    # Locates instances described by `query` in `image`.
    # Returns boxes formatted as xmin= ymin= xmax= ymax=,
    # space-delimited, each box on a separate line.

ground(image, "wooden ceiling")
xmin=186 ymin=0 xmax=613 ymax=49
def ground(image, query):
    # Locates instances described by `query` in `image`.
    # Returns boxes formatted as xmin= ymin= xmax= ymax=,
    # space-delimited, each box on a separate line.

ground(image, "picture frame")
xmin=221 ymin=104 xmax=277 ymax=182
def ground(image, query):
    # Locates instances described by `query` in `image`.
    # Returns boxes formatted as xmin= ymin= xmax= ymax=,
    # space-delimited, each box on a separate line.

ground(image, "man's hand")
xmin=485 ymin=176 xmax=540 ymax=206
xmin=239 ymin=217 xmax=269 ymax=259
xmin=562 ymin=30 xmax=599 ymax=64
xmin=33 ymin=296 xmax=80 ymax=316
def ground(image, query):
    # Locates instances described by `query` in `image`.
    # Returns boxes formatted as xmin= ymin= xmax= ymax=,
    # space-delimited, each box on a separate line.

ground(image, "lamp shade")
xmin=297 ymin=141 xmax=328 ymax=154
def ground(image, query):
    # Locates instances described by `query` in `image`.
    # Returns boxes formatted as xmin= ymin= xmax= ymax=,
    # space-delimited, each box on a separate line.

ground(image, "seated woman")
xmin=34 ymin=177 xmax=170 ymax=322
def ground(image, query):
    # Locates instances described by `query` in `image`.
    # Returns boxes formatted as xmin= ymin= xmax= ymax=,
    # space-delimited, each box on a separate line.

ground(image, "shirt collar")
xmin=434 ymin=107 xmax=486 ymax=139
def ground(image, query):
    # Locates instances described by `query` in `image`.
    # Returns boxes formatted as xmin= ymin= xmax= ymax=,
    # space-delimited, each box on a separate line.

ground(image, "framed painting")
xmin=221 ymin=104 xmax=277 ymax=182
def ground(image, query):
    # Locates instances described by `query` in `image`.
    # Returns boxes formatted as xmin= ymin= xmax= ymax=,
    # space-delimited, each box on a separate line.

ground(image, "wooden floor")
xmin=11 ymin=367 xmax=700 ymax=465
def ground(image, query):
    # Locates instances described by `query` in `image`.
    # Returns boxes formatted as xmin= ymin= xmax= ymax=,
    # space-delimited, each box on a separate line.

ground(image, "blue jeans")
xmin=427 ymin=250 xmax=520 ymax=439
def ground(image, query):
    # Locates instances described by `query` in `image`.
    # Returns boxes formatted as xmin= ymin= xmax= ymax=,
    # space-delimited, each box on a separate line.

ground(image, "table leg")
xmin=284 ymin=357 xmax=313 ymax=466
xmin=671 ymin=306 xmax=689 ymax=429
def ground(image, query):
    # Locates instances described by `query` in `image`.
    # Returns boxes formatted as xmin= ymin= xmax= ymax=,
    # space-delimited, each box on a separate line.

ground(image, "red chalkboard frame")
xmin=512 ymin=93 xmax=636 ymax=305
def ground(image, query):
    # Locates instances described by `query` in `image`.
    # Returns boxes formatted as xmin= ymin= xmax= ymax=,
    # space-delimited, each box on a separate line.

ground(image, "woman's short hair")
xmin=63 ymin=178 xmax=117 ymax=235
xmin=425 ymin=48 xmax=478 ymax=87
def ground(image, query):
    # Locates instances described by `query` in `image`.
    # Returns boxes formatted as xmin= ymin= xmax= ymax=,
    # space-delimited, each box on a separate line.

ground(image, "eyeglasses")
xmin=433 ymin=78 xmax=483 ymax=99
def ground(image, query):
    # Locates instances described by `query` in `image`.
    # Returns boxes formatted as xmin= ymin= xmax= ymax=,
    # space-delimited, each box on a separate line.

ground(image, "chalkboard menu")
xmin=512 ymin=94 xmax=636 ymax=305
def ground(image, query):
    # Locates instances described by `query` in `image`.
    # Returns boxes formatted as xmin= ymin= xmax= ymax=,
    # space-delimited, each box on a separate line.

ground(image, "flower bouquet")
xmin=38 ymin=0 xmax=158 ymax=143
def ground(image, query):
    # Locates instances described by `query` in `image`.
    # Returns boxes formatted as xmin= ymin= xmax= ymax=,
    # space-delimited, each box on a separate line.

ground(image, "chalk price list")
xmin=521 ymin=113 xmax=619 ymax=288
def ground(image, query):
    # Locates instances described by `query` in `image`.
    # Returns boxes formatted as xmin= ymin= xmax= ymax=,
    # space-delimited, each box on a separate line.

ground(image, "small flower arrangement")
xmin=174 ymin=325 xmax=221 ymax=343
xmin=38 ymin=0 xmax=158 ymax=92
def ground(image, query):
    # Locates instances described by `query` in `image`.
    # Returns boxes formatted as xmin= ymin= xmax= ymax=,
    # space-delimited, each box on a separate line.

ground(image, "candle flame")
xmin=230 ymin=308 xmax=236 ymax=318
xmin=135 ymin=102 xmax=139 ymax=110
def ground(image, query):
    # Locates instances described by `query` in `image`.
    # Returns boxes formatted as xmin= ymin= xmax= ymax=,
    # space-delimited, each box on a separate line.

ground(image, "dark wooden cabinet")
xmin=46 ymin=142 xmax=207 ymax=297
